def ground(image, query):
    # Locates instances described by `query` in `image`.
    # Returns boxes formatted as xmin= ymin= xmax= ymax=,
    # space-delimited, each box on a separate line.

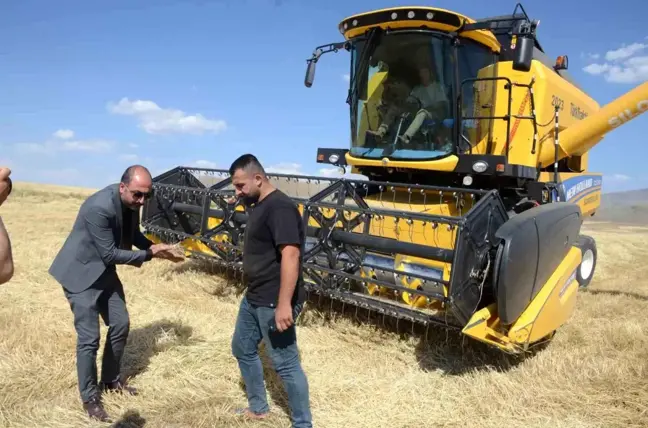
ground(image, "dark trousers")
xmin=231 ymin=297 xmax=312 ymax=428
xmin=63 ymin=269 xmax=130 ymax=402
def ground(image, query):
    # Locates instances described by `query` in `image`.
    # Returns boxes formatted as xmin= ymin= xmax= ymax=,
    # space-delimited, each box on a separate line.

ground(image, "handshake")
xmin=149 ymin=243 xmax=185 ymax=263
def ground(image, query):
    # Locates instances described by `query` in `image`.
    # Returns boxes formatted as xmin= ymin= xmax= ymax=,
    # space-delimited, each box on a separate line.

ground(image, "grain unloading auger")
xmin=141 ymin=3 xmax=648 ymax=354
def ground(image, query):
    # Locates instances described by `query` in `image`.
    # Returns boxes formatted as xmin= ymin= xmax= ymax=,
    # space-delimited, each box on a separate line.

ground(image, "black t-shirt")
xmin=242 ymin=189 xmax=305 ymax=308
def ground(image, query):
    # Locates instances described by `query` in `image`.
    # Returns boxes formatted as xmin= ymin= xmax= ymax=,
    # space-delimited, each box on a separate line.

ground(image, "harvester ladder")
xmin=459 ymin=76 xmax=538 ymax=158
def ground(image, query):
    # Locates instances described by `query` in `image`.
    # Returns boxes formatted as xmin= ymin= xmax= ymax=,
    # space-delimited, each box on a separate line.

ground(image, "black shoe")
xmin=83 ymin=396 xmax=112 ymax=422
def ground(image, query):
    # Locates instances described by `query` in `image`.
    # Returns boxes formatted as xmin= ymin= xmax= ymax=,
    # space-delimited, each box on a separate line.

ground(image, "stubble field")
xmin=0 ymin=182 xmax=646 ymax=428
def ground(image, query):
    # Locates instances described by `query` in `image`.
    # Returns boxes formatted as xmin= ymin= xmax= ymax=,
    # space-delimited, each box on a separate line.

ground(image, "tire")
xmin=574 ymin=234 xmax=597 ymax=288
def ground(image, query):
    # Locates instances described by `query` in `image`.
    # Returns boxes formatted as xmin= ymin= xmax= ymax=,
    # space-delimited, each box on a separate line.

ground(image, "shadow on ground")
xmin=297 ymin=293 xmax=536 ymax=376
xmin=163 ymin=258 xmax=535 ymax=376
xmin=110 ymin=409 xmax=147 ymax=428
xmin=121 ymin=318 xmax=198 ymax=380
xmin=584 ymin=288 xmax=648 ymax=301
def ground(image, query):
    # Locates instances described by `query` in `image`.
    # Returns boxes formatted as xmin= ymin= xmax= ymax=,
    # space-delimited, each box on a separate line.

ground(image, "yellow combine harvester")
xmin=142 ymin=3 xmax=648 ymax=353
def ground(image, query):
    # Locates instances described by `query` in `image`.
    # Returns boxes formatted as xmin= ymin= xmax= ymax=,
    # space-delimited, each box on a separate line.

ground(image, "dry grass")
xmin=0 ymin=182 xmax=647 ymax=428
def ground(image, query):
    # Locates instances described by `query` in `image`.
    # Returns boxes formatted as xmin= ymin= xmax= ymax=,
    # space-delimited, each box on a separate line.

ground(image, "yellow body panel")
xmin=463 ymin=246 xmax=582 ymax=353
xmin=486 ymin=61 xmax=597 ymax=167
xmin=537 ymin=80 xmax=648 ymax=168
xmin=508 ymin=246 xmax=581 ymax=346
xmin=346 ymin=153 xmax=459 ymax=172
xmin=459 ymin=58 xmax=599 ymax=169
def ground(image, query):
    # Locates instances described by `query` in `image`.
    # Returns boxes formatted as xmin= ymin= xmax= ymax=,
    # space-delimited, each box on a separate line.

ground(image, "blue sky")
xmin=1 ymin=0 xmax=646 ymax=193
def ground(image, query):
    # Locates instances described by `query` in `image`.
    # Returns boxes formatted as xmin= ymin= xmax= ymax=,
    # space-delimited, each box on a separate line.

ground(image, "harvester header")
xmin=142 ymin=3 xmax=648 ymax=354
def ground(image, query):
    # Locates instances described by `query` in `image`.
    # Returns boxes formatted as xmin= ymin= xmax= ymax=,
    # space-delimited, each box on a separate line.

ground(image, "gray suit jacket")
xmin=49 ymin=183 xmax=154 ymax=293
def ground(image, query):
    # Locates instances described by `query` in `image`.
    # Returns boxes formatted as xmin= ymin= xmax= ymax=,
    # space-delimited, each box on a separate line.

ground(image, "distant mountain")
xmin=587 ymin=188 xmax=648 ymax=225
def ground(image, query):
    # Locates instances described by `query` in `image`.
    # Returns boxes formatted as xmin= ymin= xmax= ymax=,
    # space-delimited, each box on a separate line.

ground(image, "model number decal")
xmin=551 ymin=95 xmax=564 ymax=111
xmin=570 ymin=103 xmax=588 ymax=120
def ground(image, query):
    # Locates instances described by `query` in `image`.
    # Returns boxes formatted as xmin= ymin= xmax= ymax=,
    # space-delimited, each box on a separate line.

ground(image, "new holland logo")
xmin=564 ymin=177 xmax=602 ymax=200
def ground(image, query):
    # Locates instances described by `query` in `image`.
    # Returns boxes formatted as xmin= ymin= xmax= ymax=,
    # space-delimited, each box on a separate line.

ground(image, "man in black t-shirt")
xmin=228 ymin=154 xmax=312 ymax=428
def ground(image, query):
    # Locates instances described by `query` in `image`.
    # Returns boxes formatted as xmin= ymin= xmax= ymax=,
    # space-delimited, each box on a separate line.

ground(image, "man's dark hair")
xmin=229 ymin=154 xmax=266 ymax=176
xmin=121 ymin=165 xmax=151 ymax=185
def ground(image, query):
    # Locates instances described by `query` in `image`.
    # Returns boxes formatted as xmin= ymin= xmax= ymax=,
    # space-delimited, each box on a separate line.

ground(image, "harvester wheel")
xmin=574 ymin=235 xmax=597 ymax=288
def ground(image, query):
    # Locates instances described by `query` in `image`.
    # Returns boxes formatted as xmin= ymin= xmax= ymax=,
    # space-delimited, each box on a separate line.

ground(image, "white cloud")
xmin=14 ymin=143 xmax=53 ymax=155
xmin=583 ymin=41 xmax=648 ymax=83
xmin=15 ymin=138 xmax=114 ymax=155
xmin=582 ymin=63 xmax=609 ymax=75
xmin=265 ymin=162 xmax=303 ymax=175
xmin=107 ymin=97 xmax=227 ymax=135
xmin=610 ymin=173 xmax=631 ymax=181
xmin=193 ymin=159 xmax=219 ymax=169
xmin=129 ymin=143 xmax=139 ymax=149
xmin=60 ymin=139 xmax=113 ymax=152
xmin=39 ymin=168 xmax=81 ymax=182
xmin=119 ymin=154 xmax=139 ymax=162
xmin=319 ymin=166 xmax=368 ymax=180
xmin=342 ymin=74 xmax=350 ymax=82
xmin=605 ymin=43 xmax=646 ymax=61
xmin=53 ymin=129 xmax=74 ymax=139
xmin=12 ymin=129 xmax=115 ymax=156
xmin=581 ymin=52 xmax=600 ymax=61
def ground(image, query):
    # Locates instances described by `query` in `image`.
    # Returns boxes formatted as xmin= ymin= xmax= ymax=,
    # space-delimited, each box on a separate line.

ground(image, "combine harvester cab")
xmin=142 ymin=3 xmax=648 ymax=354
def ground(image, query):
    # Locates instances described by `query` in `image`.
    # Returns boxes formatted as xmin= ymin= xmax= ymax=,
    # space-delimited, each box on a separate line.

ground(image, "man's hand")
xmin=274 ymin=302 xmax=294 ymax=333
xmin=158 ymin=250 xmax=185 ymax=263
xmin=150 ymin=243 xmax=185 ymax=263
xmin=0 ymin=168 xmax=12 ymax=207
xmin=150 ymin=243 xmax=172 ymax=255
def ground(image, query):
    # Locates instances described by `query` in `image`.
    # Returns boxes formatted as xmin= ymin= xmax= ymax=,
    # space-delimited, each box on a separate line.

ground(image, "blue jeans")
xmin=231 ymin=296 xmax=312 ymax=428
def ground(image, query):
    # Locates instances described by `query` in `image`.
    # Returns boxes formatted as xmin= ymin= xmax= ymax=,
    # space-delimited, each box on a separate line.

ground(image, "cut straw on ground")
xmin=0 ymin=182 xmax=646 ymax=428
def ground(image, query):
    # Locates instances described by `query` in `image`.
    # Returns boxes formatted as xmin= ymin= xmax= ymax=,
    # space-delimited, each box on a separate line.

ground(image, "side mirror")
xmin=303 ymin=42 xmax=349 ymax=88
xmin=305 ymin=59 xmax=317 ymax=88
xmin=512 ymin=19 xmax=538 ymax=72
xmin=512 ymin=35 xmax=534 ymax=72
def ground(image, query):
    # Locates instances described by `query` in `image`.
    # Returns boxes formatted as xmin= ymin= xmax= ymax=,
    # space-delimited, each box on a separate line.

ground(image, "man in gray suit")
xmin=49 ymin=165 xmax=181 ymax=422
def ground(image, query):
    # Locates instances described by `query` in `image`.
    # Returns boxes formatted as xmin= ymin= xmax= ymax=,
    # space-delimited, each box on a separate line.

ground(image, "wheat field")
xmin=0 ymin=182 xmax=646 ymax=428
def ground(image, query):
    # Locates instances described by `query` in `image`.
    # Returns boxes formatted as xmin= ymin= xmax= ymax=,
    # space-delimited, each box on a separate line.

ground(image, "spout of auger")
xmin=537 ymin=81 xmax=648 ymax=168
